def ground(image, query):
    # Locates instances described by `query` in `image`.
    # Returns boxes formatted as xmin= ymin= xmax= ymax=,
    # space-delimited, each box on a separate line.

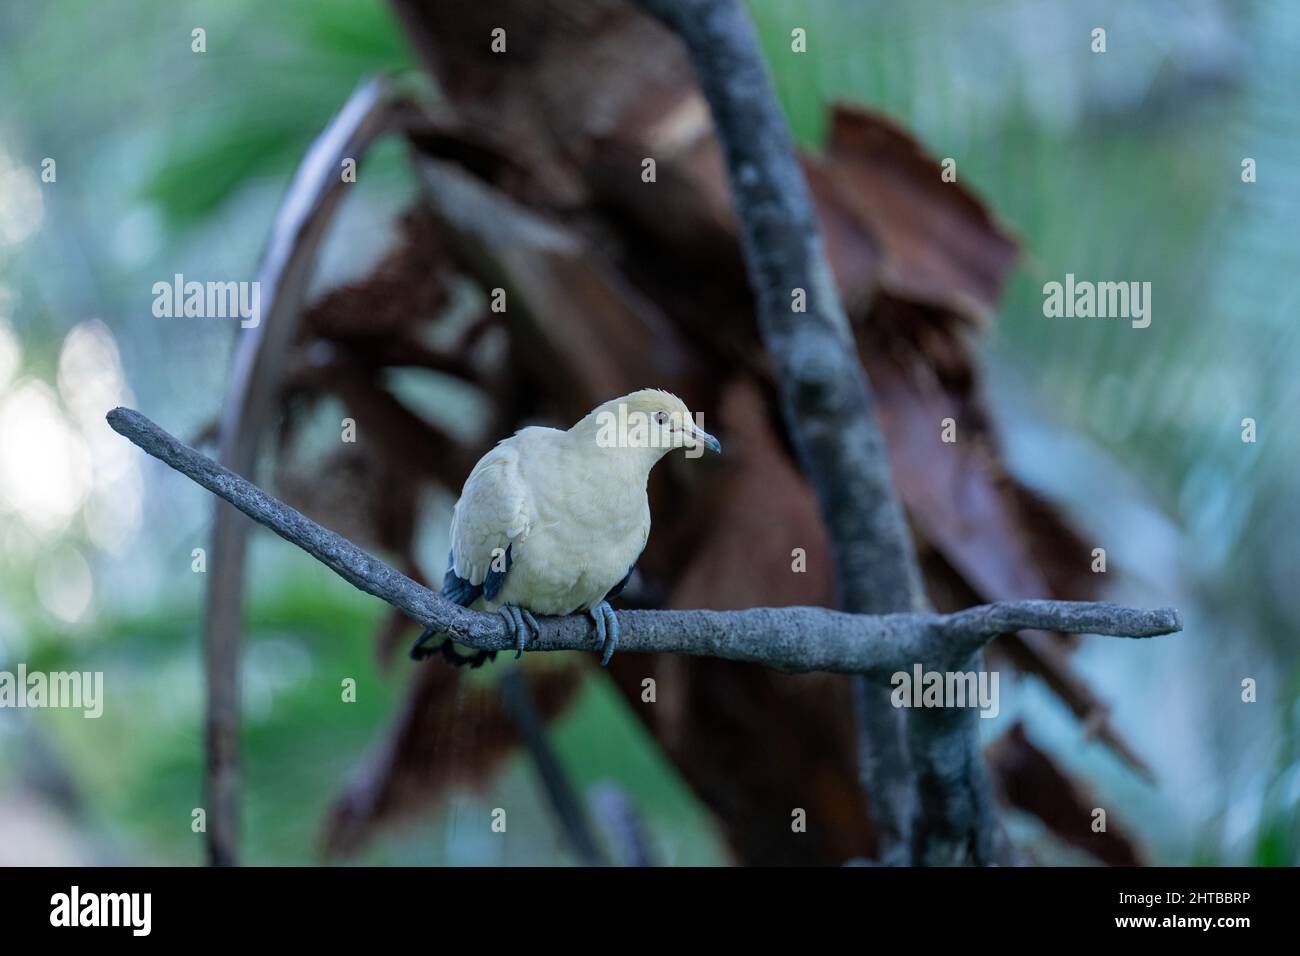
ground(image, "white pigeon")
xmin=411 ymin=388 xmax=720 ymax=667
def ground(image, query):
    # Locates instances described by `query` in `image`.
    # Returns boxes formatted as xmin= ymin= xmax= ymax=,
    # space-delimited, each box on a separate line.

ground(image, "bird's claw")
xmin=409 ymin=626 xmax=439 ymax=661
xmin=589 ymin=601 xmax=620 ymax=667
xmin=519 ymin=608 xmax=540 ymax=657
xmin=410 ymin=627 xmax=495 ymax=668
xmin=499 ymin=605 xmax=541 ymax=659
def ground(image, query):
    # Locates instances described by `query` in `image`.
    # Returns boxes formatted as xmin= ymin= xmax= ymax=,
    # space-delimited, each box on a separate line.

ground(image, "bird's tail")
xmin=409 ymin=627 xmax=497 ymax=668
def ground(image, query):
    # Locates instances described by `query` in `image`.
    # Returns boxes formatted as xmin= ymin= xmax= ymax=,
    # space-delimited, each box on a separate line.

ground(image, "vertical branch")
xmin=499 ymin=671 xmax=608 ymax=866
xmin=630 ymin=0 xmax=992 ymax=863
xmin=590 ymin=784 xmax=657 ymax=868
xmin=202 ymin=78 xmax=417 ymax=865
xmin=852 ymin=682 xmax=916 ymax=863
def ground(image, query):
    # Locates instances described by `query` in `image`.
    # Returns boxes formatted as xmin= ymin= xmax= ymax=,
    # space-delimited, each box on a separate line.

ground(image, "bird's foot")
xmin=410 ymin=627 xmax=495 ymax=668
xmin=589 ymin=601 xmax=620 ymax=667
xmin=409 ymin=626 xmax=440 ymax=662
xmin=499 ymin=605 xmax=541 ymax=659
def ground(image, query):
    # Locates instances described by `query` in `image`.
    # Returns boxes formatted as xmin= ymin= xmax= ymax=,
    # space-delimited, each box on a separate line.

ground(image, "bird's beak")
xmin=687 ymin=423 xmax=721 ymax=454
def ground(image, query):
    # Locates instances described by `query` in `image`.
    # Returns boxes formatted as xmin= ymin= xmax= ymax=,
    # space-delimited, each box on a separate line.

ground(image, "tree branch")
xmin=107 ymin=407 xmax=1179 ymax=679
xmin=627 ymin=0 xmax=931 ymax=861
xmin=499 ymin=670 xmax=608 ymax=867
xmin=201 ymin=75 xmax=428 ymax=867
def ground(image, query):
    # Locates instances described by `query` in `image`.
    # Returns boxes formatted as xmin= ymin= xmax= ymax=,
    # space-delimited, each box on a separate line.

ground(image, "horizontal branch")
xmin=107 ymin=407 xmax=1181 ymax=678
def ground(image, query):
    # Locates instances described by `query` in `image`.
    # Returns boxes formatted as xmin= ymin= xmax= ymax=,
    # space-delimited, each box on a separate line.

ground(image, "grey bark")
xmin=627 ymin=0 xmax=935 ymax=862
xmin=202 ymin=77 xmax=425 ymax=865
xmin=108 ymin=407 xmax=1180 ymax=679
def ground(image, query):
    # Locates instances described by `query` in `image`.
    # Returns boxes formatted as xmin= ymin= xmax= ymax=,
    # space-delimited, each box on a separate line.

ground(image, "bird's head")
xmin=574 ymin=388 xmax=721 ymax=463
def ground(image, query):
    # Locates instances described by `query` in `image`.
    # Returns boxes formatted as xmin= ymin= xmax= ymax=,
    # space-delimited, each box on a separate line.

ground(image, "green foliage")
xmin=139 ymin=0 xmax=415 ymax=228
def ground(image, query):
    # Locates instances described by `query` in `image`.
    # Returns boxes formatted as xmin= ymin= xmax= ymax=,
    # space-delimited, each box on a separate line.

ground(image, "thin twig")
xmin=590 ymin=784 xmax=657 ymax=868
xmin=499 ymin=670 xmax=608 ymax=866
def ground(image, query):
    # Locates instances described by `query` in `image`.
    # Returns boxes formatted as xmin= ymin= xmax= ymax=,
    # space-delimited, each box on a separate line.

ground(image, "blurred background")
xmin=0 ymin=0 xmax=1296 ymax=866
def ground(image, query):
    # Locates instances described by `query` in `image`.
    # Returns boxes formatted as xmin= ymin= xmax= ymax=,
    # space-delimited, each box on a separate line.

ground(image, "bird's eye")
xmin=654 ymin=411 xmax=669 ymax=425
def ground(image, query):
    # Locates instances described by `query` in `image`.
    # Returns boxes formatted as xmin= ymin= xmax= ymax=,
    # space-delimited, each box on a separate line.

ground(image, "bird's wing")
xmin=446 ymin=440 xmax=534 ymax=603
xmin=605 ymin=564 xmax=636 ymax=600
